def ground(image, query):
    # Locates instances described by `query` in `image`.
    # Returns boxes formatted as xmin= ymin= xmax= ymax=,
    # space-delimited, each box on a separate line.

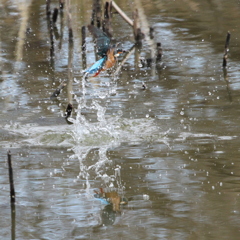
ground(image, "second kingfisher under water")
xmin=84 ymin=25 xmax=123 ymax=77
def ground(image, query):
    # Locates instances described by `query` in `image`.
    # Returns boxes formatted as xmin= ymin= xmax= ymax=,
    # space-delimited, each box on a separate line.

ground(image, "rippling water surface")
xmin=1 ymin=0 xmax=240 ymax=239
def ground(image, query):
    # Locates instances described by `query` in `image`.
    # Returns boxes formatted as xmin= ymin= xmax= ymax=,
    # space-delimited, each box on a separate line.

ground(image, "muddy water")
xmin=1 ymin=0 xmax=240 ymax=239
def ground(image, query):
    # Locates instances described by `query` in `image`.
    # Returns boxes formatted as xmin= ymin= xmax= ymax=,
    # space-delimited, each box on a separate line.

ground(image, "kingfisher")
xmin=84 ymin=25 xmax=123 ymax=77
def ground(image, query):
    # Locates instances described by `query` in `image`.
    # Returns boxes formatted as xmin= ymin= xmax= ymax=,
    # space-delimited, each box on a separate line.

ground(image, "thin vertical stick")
xmin=49 ymin=19 xmax=55 ymax=62
xmin=223 ymin=32 xmax=231 ymax=68
xmin=222 ymin=32 xmax=232 ymax=101
xmin=59 ymin=5 xmax=64 ymax=49
xmin=96 ymin=0 xmax=102 ymax=28
xmin=81 ymin=26 xmax=86 ymax=52
xmin=82 ymin=26 xmax=87 ymax=69
xmin=91 ymin=0 xmax=96 ymax=25
xmin=46 ymin=0 xmax=51 ymax=16
xmin=65 ymin=31 xmax=74 ymax=123
xmin=91 ymin=0 xmax=102 ymax=27
xmin=134 ymin=0 xmax=155 ymax=58
xmin=67 ymin=36 xmax=73 ymax=105
xmin=46 ymin=0 xmax=55 ymax=62
xmin=7 ymin=151 xmax=15 ymax=205
xmin=66 ymin=0 xmax=73 ymax=42
xmin=8 ymin=151 xmax=16 ymax=240
xmin=156 ymin=42 xmax=162 ymax=62
xmin=133 ymin=9 xmax=143 ymax=44
xmin=102 ymin=1 xmax=113 ymax=37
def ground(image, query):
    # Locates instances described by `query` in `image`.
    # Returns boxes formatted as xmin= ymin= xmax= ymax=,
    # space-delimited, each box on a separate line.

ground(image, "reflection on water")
xmin=1 ymin=0 xmax=240 ymax=239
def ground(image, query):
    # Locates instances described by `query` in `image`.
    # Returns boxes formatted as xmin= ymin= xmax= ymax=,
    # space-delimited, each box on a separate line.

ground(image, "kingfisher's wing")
xmin=84 ymin=57 xmax=106 ymax=75
xmin=88 ymin=25 xmax=111 ymax=57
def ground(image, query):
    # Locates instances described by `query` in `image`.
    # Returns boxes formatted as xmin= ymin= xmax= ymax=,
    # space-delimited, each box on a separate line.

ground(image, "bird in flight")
xmin=84 ymin=25 xmax=123 ymax=77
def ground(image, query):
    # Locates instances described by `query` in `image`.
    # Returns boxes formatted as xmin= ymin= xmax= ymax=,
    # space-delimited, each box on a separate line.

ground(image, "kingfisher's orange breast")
xmin=103 ymin=49 xmax=116 ymax=70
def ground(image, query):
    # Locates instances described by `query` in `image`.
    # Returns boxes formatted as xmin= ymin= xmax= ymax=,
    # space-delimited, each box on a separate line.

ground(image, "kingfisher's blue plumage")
xmin=84 ymin=25 xmax=123 ymax=77
xmin=85 ymin=57 xmax=106 ymax=75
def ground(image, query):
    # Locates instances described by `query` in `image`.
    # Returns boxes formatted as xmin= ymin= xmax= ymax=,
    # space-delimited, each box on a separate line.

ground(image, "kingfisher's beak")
xmin=114 ymin=52 xmax=121 ymax=57
xmin=114 ymin=50 xmax=125 ymax=57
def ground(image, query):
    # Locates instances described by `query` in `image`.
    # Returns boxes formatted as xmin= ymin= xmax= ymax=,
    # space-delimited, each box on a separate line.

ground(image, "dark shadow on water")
xmin=100 ymin=204 xmax=118 ymax=226
xmin=223 ymin=67 xmax=232 ymax=102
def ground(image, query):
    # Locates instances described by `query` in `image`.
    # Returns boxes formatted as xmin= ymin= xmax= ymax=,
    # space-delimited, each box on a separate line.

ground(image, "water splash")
xmin=71 ymin=75 xmax=122 ymax=190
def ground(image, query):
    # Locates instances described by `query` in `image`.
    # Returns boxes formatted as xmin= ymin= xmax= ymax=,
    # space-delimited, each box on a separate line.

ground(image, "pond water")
xmin=1 ymin=0 xmax=240 ymax=239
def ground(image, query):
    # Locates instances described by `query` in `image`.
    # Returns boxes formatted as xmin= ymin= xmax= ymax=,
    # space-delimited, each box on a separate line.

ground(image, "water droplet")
xmin=143 ymin=194 xmax=149 ymax=200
